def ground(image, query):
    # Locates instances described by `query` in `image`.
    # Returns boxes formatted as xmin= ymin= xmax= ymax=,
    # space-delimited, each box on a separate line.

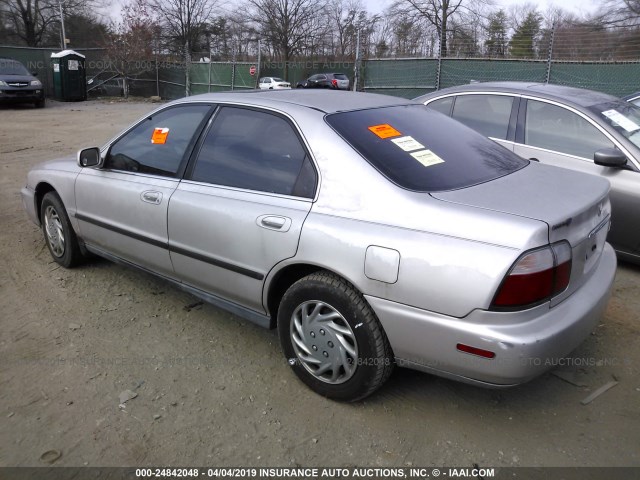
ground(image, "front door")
xmin=75 ymin=104 xmax=212 ymax=277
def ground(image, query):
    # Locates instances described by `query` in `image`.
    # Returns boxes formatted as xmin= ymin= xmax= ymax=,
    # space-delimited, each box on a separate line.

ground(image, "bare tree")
xmin=0 ymin=0 xmax=97 ymax=46
xmin=248 ymin=0 xmax=328 ymax=79
xmin=328 ymin=0 xmax=376 ymax=58
xmin=391 ymin=0 xmax=492 ymax=57
xmin=146 ymin=0 xmax=217 ymax=94
xmin=103 ymin=0 xmax=157 ymax=98
xmin=597 ymin=0 xmax=640 ymax=25
xmin=148 ymin=0 xmax=217 ymax=56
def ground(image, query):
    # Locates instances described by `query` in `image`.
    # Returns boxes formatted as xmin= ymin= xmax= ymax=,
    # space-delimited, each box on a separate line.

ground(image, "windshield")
xmin=0 ymin=59 xmax=30 ymax=75
xmin=326 ymin=104 xmax=527 ymax=192
xmin=273 ymin=77 xmax=286 ymax=82
xmin=589 ymin=100 xmax=640 ymax=150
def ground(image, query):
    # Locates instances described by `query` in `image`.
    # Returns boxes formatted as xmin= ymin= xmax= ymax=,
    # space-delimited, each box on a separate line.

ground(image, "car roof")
xmin=171 ymin=90 xmax=414 ymax=114
xmin=418 ymin=81 xmax=619 ymax=108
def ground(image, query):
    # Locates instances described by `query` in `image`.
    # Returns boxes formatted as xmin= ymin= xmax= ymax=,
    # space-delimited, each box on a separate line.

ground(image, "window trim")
xmin=102 ymin=103 xmax=216 ymax=179
xmin=183 ymin=104 xmax=320 ymax=200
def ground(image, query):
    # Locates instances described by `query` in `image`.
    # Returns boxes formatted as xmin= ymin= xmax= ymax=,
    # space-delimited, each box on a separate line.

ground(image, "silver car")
xmin=21 ymin=91 xmax=616 ymax=401
xmin=416 ymin=82 xmax=640 ymax=264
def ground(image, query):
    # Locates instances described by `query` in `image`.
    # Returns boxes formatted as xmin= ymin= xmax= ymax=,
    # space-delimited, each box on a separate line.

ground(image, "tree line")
xmin=2 ymin=0 xmax=640 ymax=64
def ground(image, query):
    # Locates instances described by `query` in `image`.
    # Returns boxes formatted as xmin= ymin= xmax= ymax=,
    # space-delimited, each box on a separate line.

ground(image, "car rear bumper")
xmin=366 ymin=243 xmax=617 ymax=387
xmin=21 ymin=186 xmax=40 ymax=226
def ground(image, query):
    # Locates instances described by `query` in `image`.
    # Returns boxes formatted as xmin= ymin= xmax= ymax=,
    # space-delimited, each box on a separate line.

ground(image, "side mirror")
xmin=594 ymin=148 xmax=628 ymax=168
xmin=32 ymin=71 xmax=38 ymax=77
xmin=77 ymin=147 xmax=101 ymax=168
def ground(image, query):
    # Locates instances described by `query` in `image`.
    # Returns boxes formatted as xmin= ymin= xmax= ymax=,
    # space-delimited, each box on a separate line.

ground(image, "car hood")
xmin=0 ymin=74 xmax=37 ymax=83
xmin=431 ymin=162 xmax=611 ymax=247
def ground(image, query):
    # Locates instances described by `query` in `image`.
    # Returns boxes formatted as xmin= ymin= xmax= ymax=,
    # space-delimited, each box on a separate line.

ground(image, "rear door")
xmin=75 ymin=104 xmax=212 ymax=277
xmin=167 ymin=105 xmax=317 ymax=313
xmin=513 ymin=98 xmax=640 ymax=255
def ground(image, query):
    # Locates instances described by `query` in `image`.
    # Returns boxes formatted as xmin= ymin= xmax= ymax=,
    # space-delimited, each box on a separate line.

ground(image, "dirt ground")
xmin=0 ymin=99 xmax=639 ymax=471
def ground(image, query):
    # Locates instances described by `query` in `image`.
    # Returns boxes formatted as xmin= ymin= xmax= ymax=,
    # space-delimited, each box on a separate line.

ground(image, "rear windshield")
xmin=333 ymin=74 xmax=348 ymax=80
xmin=326 ymin=104 xmax=527 ymax=192
xmin=0 ymin=59 xmax=30 ymax=75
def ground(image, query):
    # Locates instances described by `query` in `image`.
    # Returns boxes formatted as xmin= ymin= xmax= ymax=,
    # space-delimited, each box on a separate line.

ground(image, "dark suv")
xmin=0 ymin=57 xmax=45 ymax=108
xmin=296 ymin=73 xmax=350 ymax=90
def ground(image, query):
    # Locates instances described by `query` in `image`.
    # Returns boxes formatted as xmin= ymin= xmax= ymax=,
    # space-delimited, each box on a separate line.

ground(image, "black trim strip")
xmin=169 ymin=244 xmax=265 ymax=280
xmin=75 ymin=213 xmax=265 ymax=280
xmin=75 ymin=213 xmax=167 ymax=250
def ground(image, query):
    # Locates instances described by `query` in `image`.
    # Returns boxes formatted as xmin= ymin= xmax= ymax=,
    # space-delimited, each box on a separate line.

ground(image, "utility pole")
xmin=58 ymin=0 xmax=67 ymax=50
xmin=353 ymin=29 xmax=360 ymax=92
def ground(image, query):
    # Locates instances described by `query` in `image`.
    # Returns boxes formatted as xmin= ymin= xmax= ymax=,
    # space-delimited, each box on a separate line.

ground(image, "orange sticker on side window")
xmin=368 ymin=124 xmax=402 ymax=139
xmin=151 ymin=127 xmax=170 ymax=144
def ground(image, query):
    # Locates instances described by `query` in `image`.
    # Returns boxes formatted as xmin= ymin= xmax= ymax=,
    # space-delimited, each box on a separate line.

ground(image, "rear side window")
xmin=451 ymin=94 xmax=514 ymax=140
xmin=190 ymin=106 xmax=316 ymax=198
xmin=326 ymin=105 xmax=527 ymax=192
xmin=426 ymin=97 xmax=454 ymax=115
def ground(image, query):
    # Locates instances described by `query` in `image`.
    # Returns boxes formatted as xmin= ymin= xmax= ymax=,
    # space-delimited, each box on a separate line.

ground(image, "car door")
xmin=75 ymin=104 xmax=212 ymax=277
xmin=425 ymin=93 xmax=518 ymax=151
xmin=167 ymin=105 xmax=318 ymax=313
xmin=513 ymin=98 xmax=640 ymax=255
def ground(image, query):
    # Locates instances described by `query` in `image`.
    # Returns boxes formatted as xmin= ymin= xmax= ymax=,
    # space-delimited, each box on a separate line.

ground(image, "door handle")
xmin=257 ymin=215 xmax=291 ymax=232
xmin=141 ymin=191 xmax=162 ymax=204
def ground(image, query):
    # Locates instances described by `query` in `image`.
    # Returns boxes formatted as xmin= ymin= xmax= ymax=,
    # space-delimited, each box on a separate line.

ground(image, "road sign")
xmin=249 ymin=65 xmax=256 ymax=76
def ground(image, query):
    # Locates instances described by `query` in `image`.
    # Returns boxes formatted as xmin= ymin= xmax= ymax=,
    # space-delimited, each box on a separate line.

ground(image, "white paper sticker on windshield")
xmin=391 ymin=136 xmax=425 ymax=152
xmin=411 ymin=149 xmax=445 ymax=167
xmin=602 ymin=109 xmax=640 ymax=133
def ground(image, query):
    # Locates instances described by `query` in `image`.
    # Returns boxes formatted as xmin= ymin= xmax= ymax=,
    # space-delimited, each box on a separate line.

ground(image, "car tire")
xmin=278 ymin=271 xmax=394 ymax=401
xmin=35 ymin=99 xmax=45 ymax=108
xmin=40 ymin=192 xmax=83 ymax=268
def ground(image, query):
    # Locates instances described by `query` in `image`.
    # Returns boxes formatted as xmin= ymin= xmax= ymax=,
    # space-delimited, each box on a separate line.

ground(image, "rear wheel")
xmin=40 ymin=192 xmax=83 ymax=268
xmin=278 ymin=272 xmax=394 ymax=401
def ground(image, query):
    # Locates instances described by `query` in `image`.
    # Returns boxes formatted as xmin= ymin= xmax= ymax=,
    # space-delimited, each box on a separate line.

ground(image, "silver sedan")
xmin=416 ymin=82 xmax=640 ymax=264
xmin=21 ymin=90 xmax=616 ymax=401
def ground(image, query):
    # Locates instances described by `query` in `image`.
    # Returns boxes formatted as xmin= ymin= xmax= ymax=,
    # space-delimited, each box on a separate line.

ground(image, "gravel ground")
xmin=0 ymin=99 xmax=639 ymax=471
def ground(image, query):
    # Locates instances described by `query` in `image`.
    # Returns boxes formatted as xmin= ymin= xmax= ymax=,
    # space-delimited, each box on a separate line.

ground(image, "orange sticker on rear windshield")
xmin=151 ymin=127 xmax=169 ymax=144
xmin=368 ymin=124 xmax=402 ymax=139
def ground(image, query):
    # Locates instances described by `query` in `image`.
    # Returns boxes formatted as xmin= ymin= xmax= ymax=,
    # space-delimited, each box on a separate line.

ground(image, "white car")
xmin=258 ymin=77 xmax=291 ymax=90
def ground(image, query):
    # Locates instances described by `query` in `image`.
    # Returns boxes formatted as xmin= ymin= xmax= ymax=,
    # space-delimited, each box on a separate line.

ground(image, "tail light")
xmin=332 ymin=79 xmax=338 ymax=87
xmin=491 ymin=241 xmax=572 ymax=310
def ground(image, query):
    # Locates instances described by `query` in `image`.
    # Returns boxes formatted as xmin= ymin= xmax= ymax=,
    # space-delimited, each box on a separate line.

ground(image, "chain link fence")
xmin=3 ymin=24 xmax=640 ymax=102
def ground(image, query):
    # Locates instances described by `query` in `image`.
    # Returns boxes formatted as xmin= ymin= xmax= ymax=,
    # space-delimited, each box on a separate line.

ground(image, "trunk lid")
xmin=431 ymin=162 xmax=611 ymax=305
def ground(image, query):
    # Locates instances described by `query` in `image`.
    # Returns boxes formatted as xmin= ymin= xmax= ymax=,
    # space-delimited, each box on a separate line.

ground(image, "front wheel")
xmin=40 ymin=192 xmax=83 ymax=268
xmin=278 ymin=272 xmax=394 ymax=401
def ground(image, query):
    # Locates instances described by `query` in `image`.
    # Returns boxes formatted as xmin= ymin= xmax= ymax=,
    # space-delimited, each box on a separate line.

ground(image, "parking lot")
xmin=0 ymin=99 xmax=639 ymax=469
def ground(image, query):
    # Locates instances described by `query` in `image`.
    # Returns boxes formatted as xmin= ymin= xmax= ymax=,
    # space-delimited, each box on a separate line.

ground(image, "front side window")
xmin=451 ymin=94 xmax=514 ymax=140
xmin=105 ymin=105 xmax=211 ymax=176
xmin=589 ymin=100 xmax=640 ymax=150
xmin=525 ymin=100 xmax=614 ymax=159
xmin=190 ymin=107 xmax=316 ymax=198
